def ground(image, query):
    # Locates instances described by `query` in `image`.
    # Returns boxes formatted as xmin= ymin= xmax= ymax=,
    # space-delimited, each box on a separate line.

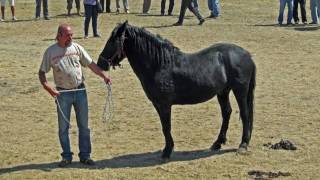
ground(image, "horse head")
xmin=97 ymin=21 xmax=128 ymax=71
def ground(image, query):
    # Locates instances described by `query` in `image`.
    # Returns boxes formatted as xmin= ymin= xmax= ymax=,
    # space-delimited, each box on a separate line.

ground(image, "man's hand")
xmin=47 ymin=87 xmax=60 ymax=97
xmin=104 ymin=76 xmax=112 ymax=85
xmin=39 ymin=70 xmax=60 ymax=97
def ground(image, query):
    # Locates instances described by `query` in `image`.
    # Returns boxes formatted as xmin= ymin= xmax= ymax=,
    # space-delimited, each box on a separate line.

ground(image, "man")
xmin=293 ymin=0 xmax=307 ymax=24
xmin=35 ymin=0 xmax=49 ymax=20
xmin=38 ymin=24 xmax=111 ymax=167
xmin=173 ymin=0 xmax=205 ymax=26
xmin=1 ymin=0 xmax=17 ymax=21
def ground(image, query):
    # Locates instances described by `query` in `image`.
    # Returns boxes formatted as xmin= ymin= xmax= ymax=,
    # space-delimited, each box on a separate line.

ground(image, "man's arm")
xmin=38 ymin=70 xmax=60 ymax=97
xmin=88 ymin=62 xmax=112 ymax=84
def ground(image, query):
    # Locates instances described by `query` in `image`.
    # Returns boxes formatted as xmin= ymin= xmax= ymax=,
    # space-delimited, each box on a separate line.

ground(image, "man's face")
xmin=58 ymin=26 xmax=73 ymax=47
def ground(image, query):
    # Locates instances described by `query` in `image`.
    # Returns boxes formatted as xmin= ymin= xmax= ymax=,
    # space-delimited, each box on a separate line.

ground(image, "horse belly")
xmin=173 ymin=86 xmax=220 ymax=105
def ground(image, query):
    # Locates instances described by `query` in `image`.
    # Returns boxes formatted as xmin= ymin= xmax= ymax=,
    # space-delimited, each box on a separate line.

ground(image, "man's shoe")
xmin=208 ymin=14 xmax=218 ymax=19
xmin=198 ymin=19 xmax=205 ymax=25
xmin=173 ymin=21 xmax=183 ymax=26
xmin=58 ymin=159 xmax=72 ymax=167
xmin=294 ymin=21 xmax=299 ymax=24
xmin=0 ymin=18 xmax=4 ymax=22
xmin=80 ymin=158 xmax=95 ymax=165
xmin=12 ymin=16 xmax=17 ymax=21
xmin=44 ymin=16 xmax=50 ymax=20
xmin=84 ymin=35 xmax=89 ymax=39
xmin=94 ymin=34 xmax=101 ymax=38
xmin=303 ymin=21 xmax=307 ymax=25
xmin=309 ymin=21 xmax=318 ymax=24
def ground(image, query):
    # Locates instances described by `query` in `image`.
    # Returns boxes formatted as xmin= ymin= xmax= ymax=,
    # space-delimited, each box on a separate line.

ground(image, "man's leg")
xmin=300 ymin=0 xmax=307 ymax=23
xmin=293 ymin=0 xmax=299 ymax=23
xmin=67 ymin=0 xmax=73 ymax=16
xmin=168 ymin=0 xmax=174 ymax=15
xmin=43 ymin=0 xmax=49 ymax=19
xmin=75 ymin=0 xmax=81 ymax=15
xmin=174 ymin=0 xmax=191 ymax=25
xmin=278 ymin=0 xmax=286 ymax=24
xmin=35 ymin=0 xmax=41 ymax=18
xmin=106 ymin=0 xmax=111 ymax=12
xmin=287 ymin=0 xmax=293 ymax=24
xmin=188 ymin=0 xmax=205 ymax=25
xmin=56 ymin=92 xmax=74 ymax=162
xmin=142 ymin=0 xmax=151 ymax=13
xmin=74 ymin=90 xmax=91 ymax=161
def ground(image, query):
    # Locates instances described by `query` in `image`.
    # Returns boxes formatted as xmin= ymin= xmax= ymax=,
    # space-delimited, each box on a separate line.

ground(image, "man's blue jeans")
xmin=310 ymin=0 xmax=320 ymax=23
xmin=278 ymin=0 xmax=293 ymax=24
xmin=208 ymin=0 xmax=220 ymax=17
xmin=56 ymin=89 xmax=91 ymax=161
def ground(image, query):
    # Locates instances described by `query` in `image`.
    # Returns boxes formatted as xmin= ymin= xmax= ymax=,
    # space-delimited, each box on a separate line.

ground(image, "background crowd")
xmin=0 ymin=0 xmax=221 ymax=34
xmin=278 ymin=0 xmax=320 ymax=25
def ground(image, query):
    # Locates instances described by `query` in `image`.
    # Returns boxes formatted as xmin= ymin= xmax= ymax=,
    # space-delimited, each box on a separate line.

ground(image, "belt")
xmin=56 ymin=83 xmax=85 ymax=91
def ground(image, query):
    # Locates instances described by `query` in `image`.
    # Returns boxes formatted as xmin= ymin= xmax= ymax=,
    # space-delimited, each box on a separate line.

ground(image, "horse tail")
xmin=247 ymin=63 xmax=256 ymax=141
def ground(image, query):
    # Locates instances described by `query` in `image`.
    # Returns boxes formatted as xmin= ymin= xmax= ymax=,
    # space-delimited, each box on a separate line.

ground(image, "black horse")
xmin=97 ymin=21 xmax=256 ymax=160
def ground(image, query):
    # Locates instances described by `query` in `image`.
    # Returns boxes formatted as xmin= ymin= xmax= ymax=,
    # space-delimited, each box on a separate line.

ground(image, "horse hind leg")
xmin=211 ymin=89 xmax=232 ymax=151
xmin=233 ymin=86 xmax=250 ymax=153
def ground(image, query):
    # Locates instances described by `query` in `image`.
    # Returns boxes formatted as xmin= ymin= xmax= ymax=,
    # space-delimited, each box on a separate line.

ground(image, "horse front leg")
xmin=153 ymin=103 xmax=174 ymax=160
xmin=211 ymin=90 xmax=232 ymax=151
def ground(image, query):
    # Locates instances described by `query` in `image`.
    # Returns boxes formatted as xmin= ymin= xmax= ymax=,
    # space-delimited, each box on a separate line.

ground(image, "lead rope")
xmin=102 ymin=83 xmax=114 ymax=124
xmin=54 ymin=82 xmax=114 ymax=131
xmin=54 ymin=88 xmax=87 ymax=129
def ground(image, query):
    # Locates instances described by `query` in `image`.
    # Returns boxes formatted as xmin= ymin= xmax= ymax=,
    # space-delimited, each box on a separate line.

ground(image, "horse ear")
xmin=117 ymin=20 xmax=128 ymax=35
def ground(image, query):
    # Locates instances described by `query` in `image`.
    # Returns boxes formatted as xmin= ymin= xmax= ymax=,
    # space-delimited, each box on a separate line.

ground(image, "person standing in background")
xmin=35 ymin=0 xmax=49 ymax=20
xmin=293 ymin=0 xmax=307 ymax=24
xmin=161 ymin=0 xmax=174 ymax=16
xmin=142 ymin=0 xmax=151 ymax=14
xmin=278 ymin=0 xmax=293 ymax=25
xmin=173 ymin=0 xmax=205 ymax=26
xmin=309 ymin=0 xmax=320 ymax=24
xmin=1 ymin=0 xmax=17 ymax=21
xmin=208 ymin=0 xmax=220 ymax=18
xmin=67 ymin=0 xmax=81 ymax=16
xmin=83 ymin=0 xmax=100 ymax=38
xmin=100 ymin=0 xmax=111 ymax=13
xmin=115 ymin=0 xmax=129 ymax=13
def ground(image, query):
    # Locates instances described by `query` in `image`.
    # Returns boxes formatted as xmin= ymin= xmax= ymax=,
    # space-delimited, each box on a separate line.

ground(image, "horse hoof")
xmin=160 ymin=157 xmax=170 ymax=163
xmin=210 ymin=143 xmax=221 ymax=151
xmin=237 ymin=147 xmax=247 ymax=154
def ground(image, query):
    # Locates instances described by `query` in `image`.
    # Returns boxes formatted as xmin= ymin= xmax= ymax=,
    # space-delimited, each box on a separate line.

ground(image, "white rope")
xmin=102 ymin=83 xmax=114 ymax=124
xmin=55 ymin=88 xmax=87 ymax=129
xmin=54 ymin=84 xmax=114 ymax=130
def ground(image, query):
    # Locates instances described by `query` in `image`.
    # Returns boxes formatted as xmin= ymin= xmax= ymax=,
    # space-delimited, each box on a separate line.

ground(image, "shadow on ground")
xmin=0 ymin=148 xmax=236 ymax=174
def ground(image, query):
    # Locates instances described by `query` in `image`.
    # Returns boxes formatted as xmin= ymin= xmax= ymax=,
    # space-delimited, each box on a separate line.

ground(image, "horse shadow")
xmin=0 ymin=148 xmax=236 ymax=174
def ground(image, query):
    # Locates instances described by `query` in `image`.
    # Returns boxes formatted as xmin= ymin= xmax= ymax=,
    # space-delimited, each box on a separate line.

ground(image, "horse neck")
xmin=123 ymin=29 xmax=177 ymax=77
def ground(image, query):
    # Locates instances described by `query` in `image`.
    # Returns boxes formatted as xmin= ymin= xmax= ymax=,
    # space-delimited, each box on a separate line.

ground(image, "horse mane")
xmin=125 ymin=25 xmax=180 ymax=68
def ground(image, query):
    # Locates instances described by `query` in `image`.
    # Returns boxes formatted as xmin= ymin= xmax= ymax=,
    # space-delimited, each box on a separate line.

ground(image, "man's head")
xmin=56 ymin=24 xmax=73 ymax=47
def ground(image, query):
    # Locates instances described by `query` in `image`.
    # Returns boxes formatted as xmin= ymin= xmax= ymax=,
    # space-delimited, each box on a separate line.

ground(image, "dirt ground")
xmin=0 ymin=0 xmax=320 ymax=179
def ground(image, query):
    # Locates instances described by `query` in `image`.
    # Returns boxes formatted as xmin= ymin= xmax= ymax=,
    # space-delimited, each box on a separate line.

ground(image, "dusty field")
xmin=1 ymin=0 xmax=320 ymax=179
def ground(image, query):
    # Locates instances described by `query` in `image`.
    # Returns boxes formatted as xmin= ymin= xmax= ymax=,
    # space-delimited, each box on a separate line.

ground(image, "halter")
xmin=100 ymin=31 xmax=126 ymax=69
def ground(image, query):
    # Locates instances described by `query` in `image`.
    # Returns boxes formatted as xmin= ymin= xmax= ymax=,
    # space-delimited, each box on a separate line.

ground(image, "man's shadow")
xmin=0 ymin=148 xmax=236 ymax=174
